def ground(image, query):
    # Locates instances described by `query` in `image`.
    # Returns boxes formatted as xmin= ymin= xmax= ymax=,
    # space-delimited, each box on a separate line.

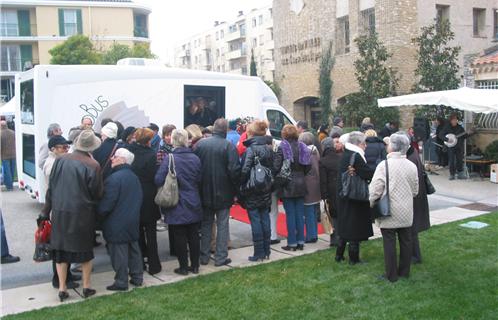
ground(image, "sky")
xmin=137 ymin=0 xmax=273 ymax=65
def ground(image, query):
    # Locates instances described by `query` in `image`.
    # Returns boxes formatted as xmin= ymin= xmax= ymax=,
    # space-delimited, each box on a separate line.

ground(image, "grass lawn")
xmin=6 ymin=213 xmax=497 ymax=320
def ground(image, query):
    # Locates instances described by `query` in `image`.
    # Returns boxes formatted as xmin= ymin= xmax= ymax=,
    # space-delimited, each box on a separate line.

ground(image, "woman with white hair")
xmin=336 ymin=131 xmax=375 ymax=264
xmin=97 ymin=148 xmax=144 ymax=291
xmin=155 ymin=129 xmax=203 ymax=275
xmin=369 ymin=132 xmax=419 ymax=282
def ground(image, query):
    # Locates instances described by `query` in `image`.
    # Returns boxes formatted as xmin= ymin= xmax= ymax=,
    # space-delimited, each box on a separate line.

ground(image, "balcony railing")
xmin=134 ymin=26 xmax=148 ymax=38
xmin=1 ymin=58 xmax=39 ymax=72
xmin=0 ymin=23 xmax=37 ymax=37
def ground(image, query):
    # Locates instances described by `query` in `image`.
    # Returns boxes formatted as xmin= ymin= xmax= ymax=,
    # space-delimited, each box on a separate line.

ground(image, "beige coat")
xmin=369 ymin=152 xmax=419 ymax=229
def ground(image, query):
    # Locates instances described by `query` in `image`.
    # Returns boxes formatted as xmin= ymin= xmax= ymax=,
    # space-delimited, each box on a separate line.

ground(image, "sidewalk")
xmin=1 ymin=202 xmax=492 ymax=317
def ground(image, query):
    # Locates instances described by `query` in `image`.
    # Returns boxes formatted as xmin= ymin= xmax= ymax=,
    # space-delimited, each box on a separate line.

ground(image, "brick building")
xmin=273 ymin=0 xmax=498 ymax=129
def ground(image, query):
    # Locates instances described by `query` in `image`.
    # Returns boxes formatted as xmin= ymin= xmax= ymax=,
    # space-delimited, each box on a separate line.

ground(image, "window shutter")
xmin=58 ymin=9 xmax=65 ymax=36
xmin=76 ymin=9 xmax=83 ymax=34
xmin=17 ymin=10 xmax=31 ymax=36
xmin=20 ymin=45 xmax=33 ymax=70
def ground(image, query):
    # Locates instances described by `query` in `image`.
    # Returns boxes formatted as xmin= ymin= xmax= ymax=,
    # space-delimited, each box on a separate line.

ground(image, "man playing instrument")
xmin=438 ymin=114 xmax=471 ymax=180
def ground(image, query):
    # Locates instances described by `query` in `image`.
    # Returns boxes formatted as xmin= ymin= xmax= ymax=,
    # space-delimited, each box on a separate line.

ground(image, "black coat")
xmin=240 ymin=136 xmax=275 ymax=210
xmin=336 ymin=149 xmax=374 ymax=241
xmin=319 ymin=149 xmax=342 ymax=218
xmin=194 ymin=132 xmax=241 ymax=210
xmin=407 ymin=147 xmax=430 ymax=233
xmin=126 ymin=143 xmax=161 ymax=224
xmin=97 ymin=164 xmax=143 ymax=243
xmin=92 ymin=138 xmax=117 ymax=180
xmin=274 ymin=140 xmax=310 ymax=199
xmin=364 ymin=137 xmax=386 ymax=170
xmin=42 ymin=151 xmax=103 ymax=252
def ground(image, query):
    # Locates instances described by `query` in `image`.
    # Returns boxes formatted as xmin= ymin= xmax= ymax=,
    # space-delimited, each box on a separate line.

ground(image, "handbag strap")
xmin=168 ymin=154 xmax=176 ymax=176
xmin=385 ymin=159 xmax=390 ymax=201
xmin=103 ymin=143 xmax=118 ymax=171
xmin=349 ymin=153 xmax=356 ymax=166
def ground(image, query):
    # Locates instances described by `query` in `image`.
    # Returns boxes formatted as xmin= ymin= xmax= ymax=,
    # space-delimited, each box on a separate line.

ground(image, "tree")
xmin=413 ymin=19 xmax=461 ymax=118
xmin=336 ymin=33 xmax=399 ymax=128
xmin=130 ymin=43 xmax=156 ymax=59
xmin=250 ymin=49 xmax=258 ymax=76
xmin=101 ymin=43 xmax=131 ymax=65
xmin=318 ymin=41 xmax=334 ymax=124
xmin=264 ymin=80 xmax=281 ymax=99
xmin=49 ymin=35 xmax=101 ymax=64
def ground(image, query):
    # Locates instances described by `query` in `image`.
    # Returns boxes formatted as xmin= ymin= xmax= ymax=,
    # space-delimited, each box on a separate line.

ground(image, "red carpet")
xmin=230 ymin=205 xmax=325 ymax=237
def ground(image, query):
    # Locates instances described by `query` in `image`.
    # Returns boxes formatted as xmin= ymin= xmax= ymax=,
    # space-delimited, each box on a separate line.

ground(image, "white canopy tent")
xmin=377 ymin=87 xmax=498 ymax=114
xmin=0 ymin=97 xmax=16 ymax=116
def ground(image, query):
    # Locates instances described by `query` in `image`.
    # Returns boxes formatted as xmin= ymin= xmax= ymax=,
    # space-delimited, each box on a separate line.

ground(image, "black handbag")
xmin=423 ymin=172 xmax=436 ymax=195
xmin=275 ymin=158 xmax=292 ymax=187
xmin=340 ymin=153 xmax=369 ymax=201
xmin=241 ymin=156 xmax=273 ymax=195
xmin=372 ymin=159 xmax=391 ymax=219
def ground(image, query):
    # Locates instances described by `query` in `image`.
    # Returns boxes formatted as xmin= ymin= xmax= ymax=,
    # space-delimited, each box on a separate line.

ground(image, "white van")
xmin=14 ymin=65 xmax=295 ymax=202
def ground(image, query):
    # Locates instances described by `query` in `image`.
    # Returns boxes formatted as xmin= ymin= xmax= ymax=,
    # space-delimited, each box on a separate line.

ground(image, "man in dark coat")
xmin=407 ymin=146 xmax=430 ymax=264
xmin=93 ymin=122 xmax=118 ymax=180
xmin=319 ymin=138 xmax=342 ymax=246
xmin=98 ymin=148 xmax=143 ymax=291
xmin=336 ymin=132 xmax=375 ymax=264
xmin=195 ymin=118 xmax=241 ymax=267
xmin=438 ymin=114 xmax=469 ymax=180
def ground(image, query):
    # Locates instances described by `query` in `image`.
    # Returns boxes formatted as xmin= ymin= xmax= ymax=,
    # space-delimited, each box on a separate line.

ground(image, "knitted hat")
xmin=101 ymin=122 xmax=118 ymax=139
xmin=333 ymin=117 xmax=343 ymax=126
xmin=74 ymin=130 xmax=101 ymax=152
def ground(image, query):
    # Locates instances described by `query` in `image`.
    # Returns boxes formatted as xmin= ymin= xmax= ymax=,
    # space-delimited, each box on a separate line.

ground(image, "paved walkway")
xmin=1 ymin=202 xmax=493 ymax=317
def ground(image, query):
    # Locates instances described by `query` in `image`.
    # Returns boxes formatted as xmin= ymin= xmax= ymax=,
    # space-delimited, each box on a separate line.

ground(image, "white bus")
xmin=14 ymin=65 xmax=295 ymax=202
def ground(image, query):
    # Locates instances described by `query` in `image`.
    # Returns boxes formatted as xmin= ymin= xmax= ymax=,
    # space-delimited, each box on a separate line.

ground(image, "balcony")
xmin=226 ymin=29 xmax=246 ymax=42
xmin=1 ymin=58 xmax=39 ymax=73
xmin=0 ymin=23 xmax=37 ymax=38
xmin=226 ymin=48 xmax=247 ymax=61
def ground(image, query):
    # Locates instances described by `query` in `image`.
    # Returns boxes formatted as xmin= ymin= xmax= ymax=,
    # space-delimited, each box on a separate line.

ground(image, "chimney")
xmin=214 ymin=21 xmax=219 ymax=26
xmin=238 ymin=10 xmax=244 ymax=16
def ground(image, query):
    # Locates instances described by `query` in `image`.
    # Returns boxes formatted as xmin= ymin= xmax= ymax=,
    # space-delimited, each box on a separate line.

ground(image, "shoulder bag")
xmin=340 ymin=153 xmax=369 ymax=201
xmin=154 ymin=154 xmax=179 ymax=208
xmin=241 ymin=155 xmax=274 ymax=195
xmin=372 ymin=159 xmax=391 ymax=219
xmin=423 ymin=171 xmax=436 ymax=195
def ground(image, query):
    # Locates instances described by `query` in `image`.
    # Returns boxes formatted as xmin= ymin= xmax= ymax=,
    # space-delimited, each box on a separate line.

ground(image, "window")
xmin=239 ymin=23 xmax=246 ymax=36
xmin=184 ymin=85 xmax=226 ymax=127
xmin=23 ymin=134 xmax=36 ymax=178
xmin=241 ymin=66 xmax=248 ymax=75
xmin=229 ymin=24 xmax=237 ymax=33
xmin=59 ymin=9 xmax=82 ymax=36
xmin=134 ymin=14 xmax=148 ymax=37
xmin=258 ymin=15 xmax=263 ymax=25
xmin=259 ymin=35 xmax=264 ymax=46
xmin=336 ymin=16 xmax=350 ymax=54
xmin=0 ymin=79 xmax=14 ymax=103
xmin=216 ymin=31 xmax=219 ymax=40
xmin=0 ymin=45 xmax=21 ymax=71
xmin=476 ymin=80 xmax=498 ymax=89
xmin=252 ymin=18 xmax=257 ymax=27
xmin=267 ymin=109 xmax=292 ymax=140
xmin=252 ymin=38 xmax=257 ymax=47
xmin=269 ymin=8 xmax=273 ymax=18
xmin=473 ymin=8 xmax=486 ymax=37
xmin=436 ymin=5 xmax=450 ymax=24
xmin=20 ymin=79 xmax=34 ymax=125
xmin=0 ymin=10 xmax=18 ymax=36
xmin=270 ymin=30 xmax=274 ymax=40
xmin=359 ymin=8 xmax=375 ymax=35
xmin=494 ymin=9 xmax=498 ymax=40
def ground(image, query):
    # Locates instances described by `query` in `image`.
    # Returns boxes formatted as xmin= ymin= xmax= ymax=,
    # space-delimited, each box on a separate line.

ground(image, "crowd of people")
xmin=2 ymin=113 xmax=435 ymax=301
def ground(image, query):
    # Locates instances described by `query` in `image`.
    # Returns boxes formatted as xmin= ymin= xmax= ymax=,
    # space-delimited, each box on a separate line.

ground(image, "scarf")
xmin=280 ymin=140 xmax=311 ymax=165
xmin=345 ymin=142 xmax=366 ymax=163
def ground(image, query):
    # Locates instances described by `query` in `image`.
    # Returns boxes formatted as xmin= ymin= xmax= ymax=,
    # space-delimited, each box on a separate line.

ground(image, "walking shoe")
xmin=200 ymin=260 xmax=209 ymax=266
xmin=248 ymin=256 xmax=264 ymax=262
xmin=1 ymin=255 xmax=20 ymax=264
xmin=188 ymin=266 xmax=199 ymax=274
xmin=58 ymin=291 xmax=69 ymax=302
xmin=129 ymin=279 xmax=143 ymax=287
xmin=82 ymin=288 xmax=96 ymax=298
xmin=448 ymin=175 xmax=455 ymax=180
xmin=174 ymin=268 xmax=189 ymax=276
xmin=305 ymin=238 xmax=318 ymax=244
xmin=335 ymin=255 xmax=345 ymax=263
xmin=214 ymin=258 xmax=232 ymax=267
xmin=270 ymin=239 xmax=281 ymax=245
xmin=106 ymin=284 xmax=128 ymax=291
xmin=281 ymin=245 xmax=297 ymax=251
xmin=296 ymin=244 xmax=304 ymax=250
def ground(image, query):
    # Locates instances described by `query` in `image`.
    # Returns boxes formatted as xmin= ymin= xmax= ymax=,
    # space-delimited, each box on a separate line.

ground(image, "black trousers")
xmin=381 ymin=227 xmax=412 ymax=282
xmin=139 ymin=222 xmax=161 ymax=274
xmin=336 ymin=238 xmax=360 ymax=263
xmin=448 ymin=146 xmax=464 ymax=175
xmin=436 ymin=146 xmax=448 ymax=166
xmin=411 ymin=227 xmax=422 ymax=263
xmin=169 ymin=223 xmax=200 ymax=270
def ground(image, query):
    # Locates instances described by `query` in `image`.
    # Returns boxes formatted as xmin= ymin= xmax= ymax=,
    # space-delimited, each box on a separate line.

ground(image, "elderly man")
xmin=98 ymin=148 xmax=143 ymax=291
xmin=0 ymin=120 xmax=16 ymax=191
xmin=68 ymin=117 xmax=94 ymax=142
xmin=369 ymin=132 xmax=419 ymax=282
xmin=43 ymin=136 xmax=71 ymax=183
xmin=195 ymin=118 xmax=241 ymax=267
xmin=39 ymin=123 xmax=63 ymax=170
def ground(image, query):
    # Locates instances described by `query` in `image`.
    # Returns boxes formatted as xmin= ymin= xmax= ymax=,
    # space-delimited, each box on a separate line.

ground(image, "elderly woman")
xmin=40 ymin=130 xmax=103 ymax=301
xmin=336 ymin=131 xmax=375 ymax=264
xmin=126 ymin=128 xmax=162 ymax=275
xmin=274 ymin=124 xmax=311 ymax=251
xmin=369 ymin=132 xmax=419 ymax=282
xmin=155 ymin=129 xmax=203 ymax=275
xmin=299 ymin=132 xmax=321 ymax=244
xmin=240 ymin=120 xmax=275 ymax=261
xmin=97 ymin=148 xmax=143 ymax=291
xmin=319 ymin=137 xmax=342 ymax=246
xmin=364 ymin=129 xmax=386 ymax=170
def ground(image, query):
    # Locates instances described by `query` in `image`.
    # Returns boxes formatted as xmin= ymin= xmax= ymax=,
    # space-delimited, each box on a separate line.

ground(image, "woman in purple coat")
xmin=155 ymin=129 xmax=203 ymax=275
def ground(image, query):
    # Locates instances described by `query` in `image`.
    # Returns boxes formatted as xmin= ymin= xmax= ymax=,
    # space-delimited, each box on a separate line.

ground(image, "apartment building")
xmin=273 ymin=0 xmax=497 ymax=128
xmin=0 ymin=0 xmax=151 ymax=103
xmin=174 ymin=6 xmax=275 ymax=81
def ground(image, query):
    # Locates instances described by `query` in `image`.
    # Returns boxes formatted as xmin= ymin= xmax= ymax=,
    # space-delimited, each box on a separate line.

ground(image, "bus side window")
xmin=267 ymin=109 xmax=291 ymax=140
